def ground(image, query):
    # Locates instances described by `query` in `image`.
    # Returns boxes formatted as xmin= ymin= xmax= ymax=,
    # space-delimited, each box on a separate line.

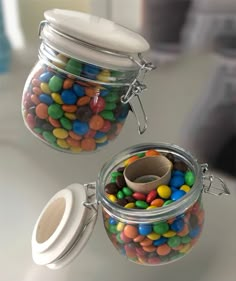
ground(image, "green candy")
xmin=116 ymin=233 xmax=125 ymax=244
xmin=100 ymin=110 xmax=115 ymax=121
xmin=105 ymin=92 xmax=119 ymax=103
xmin=181 ymin=235 xmax=191 ymax=244
xmin=137 ymin=152 xmax=145 ymax=158
xmin=60 ymin=117 xmax=72 ymax=130
xmin=111 ymin=171 xmax=122 ymax=178
xmin=168 ymin=236 xmax=181 ymax=248
xmin=49 ymin=76 xmax=63 ymax=92
xmin=42 ymin=131 xmax=56 ymax=143
xmin=153 ymin=222 xmax=169 ymax=235
xmin=122 ymin=187 xmax=133 ymax=196
xmin=65 ymin=58 xmax=82 ymax=76
xmin=33 ymin=127 xmax=43 ymax=134
xmin=163 ymin=200 xmax=173 ymax=206
xmin=135 ymin=200 xmax=149 ymax=209
xmin=185 ymin=171 xmax=195 ymax=186
xmin=109 ymin=224 xmax=118 ymax=234
xmin=117 ymin=190 xmax=125 ymax=199
xmin=105 ymin=102 xmax=117 ymax=110
xmin=48 ymin=104 xmax=64 ymax=119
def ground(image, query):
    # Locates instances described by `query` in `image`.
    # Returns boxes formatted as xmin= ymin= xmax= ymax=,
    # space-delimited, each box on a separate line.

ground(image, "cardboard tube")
xmin=124 ymin=155 xmax=172 ymax=194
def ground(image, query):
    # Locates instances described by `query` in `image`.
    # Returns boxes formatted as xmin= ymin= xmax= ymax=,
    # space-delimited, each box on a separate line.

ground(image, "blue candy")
xmin=39 ymin=72 xmax=54 ymax=82
xmin=73 ymin=84 xmax=85 ymax=97
xmin=171 ymin=190 xmax=186 ymax=201
xmin=170 ymin=175 xmax=185 ymax=188
xmin=100 ymin=89 xmax=109 ymax=97
xmin=189 ymin=226 xmax=200 ymax=238
xmin=109 ymin=217 xmax=117 ymax=225
xmin=73 ymin=120 xmax=89 ymax=135
xmin=61 ymin=89 xmax=77 ymax=104
xmin=94 ymin=131 xmax=106 ymax=139
xmin=153 ymin=237 xmax=168 ymax=246
xmin=138 ymin=224 xmax=152 ymax=236
xmin=172 ymin=170 xmax=185 ymax=177
xmin=171 ymin=218 xmax=185 ymax=232
xmin=39 ymin=94 xmax=53 ymax=105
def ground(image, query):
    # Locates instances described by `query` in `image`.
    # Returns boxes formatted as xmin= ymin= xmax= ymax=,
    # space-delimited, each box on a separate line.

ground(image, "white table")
xmin=0 ymin=51 xmax=235 ymax=281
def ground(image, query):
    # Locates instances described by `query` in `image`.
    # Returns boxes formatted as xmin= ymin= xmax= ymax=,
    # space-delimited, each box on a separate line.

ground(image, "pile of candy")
xmin=103 ymin=149 xmax=204 ymax=265
xmin=22 ymin=50 xmax=134 ymax=153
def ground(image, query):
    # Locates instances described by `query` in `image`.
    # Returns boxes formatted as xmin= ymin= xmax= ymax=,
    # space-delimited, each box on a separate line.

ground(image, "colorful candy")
xmin=22 ymin=50 xmax=134 ymax=153
xmin=102 ymin=149 xmax=204 ymax=265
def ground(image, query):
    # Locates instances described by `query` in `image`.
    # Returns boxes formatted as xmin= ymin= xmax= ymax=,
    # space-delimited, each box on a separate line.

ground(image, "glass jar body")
xmin=97 ymin=143 xmax=204 ymax=265
xmin=22 ymin=43 xmax=138 ymax=153
xmin=102 ymin=195 xmax=204 ymax=265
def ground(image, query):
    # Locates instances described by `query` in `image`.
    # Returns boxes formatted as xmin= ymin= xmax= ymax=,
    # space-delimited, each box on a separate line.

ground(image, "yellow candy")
xmin=97 ymin=70 xmax=110 ymax=82
xmin=40 ymin=82 xmax=51 ymax=94
xmin=124 ymin=202 xmax=135 ymax=208
xmin=157 ymin=185 xmax=171 ymax=199
xmin=64 ymin=112 xmax=76 ymax=120
xmin=107 ymin=194 xmax=117 ymax=202
xmin=116 ymin=222 xmax=125 ymax=232
xmin=96 ymin=136 xmax=108 ymax=144
xmin=70 ymin=146 xmax=82 ymax=153
xmin=179 ymin=243 xmax=191 ymax=253
xmin=53 ymin=128 xmax=69 ymax=139
xmin=147 ymin=232 xmax=160 ymax=240
xmin=53 ymin=53 xmax=68 ymax=68
xmin=51 ymin=93 xmax=64 ymax=104
xmin=57 ymin=139 xmax=70 ymax=149
xmin=146 ymin=206 xmax=157 ymax=210
xmin=180 ymin=185 xmax=191 ymax=193
xmin=162 ymin=230 xmax=176 ymax=238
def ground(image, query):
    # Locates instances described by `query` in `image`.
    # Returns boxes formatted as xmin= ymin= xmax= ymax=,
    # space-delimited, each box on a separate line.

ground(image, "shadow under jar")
xmin=31 ymin=143 xmax=229 ymax=269
xmin=22 ymin=9 xmax=154 ymax=154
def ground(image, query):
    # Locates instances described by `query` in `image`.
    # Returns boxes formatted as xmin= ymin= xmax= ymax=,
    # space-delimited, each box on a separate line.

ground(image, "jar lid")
xmin=31 ymin=183 xmax=97 ymax=269
xmin=41 ymin=9 xmax=150 ymax=70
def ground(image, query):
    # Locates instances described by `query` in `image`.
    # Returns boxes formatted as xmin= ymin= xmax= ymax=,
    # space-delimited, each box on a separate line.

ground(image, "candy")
xmin=35 ymin=103 xmax=48 ymax=119
xmin=185 ymin=171 xmax=195 ymax=186
xmin=48 ymin=104 xmax=64 ymax=119
xmin=157 ymin=185 xmax=171 ymax=199
xmin=49 ymin=76 xmax=63 ymax=92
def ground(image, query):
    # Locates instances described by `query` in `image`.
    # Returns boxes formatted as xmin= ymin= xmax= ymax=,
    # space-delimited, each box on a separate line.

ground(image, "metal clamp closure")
xmin=201 ymin=164 xmax=230 ymax=196
xmin=121 ymin=54 xmax=156 ymax=134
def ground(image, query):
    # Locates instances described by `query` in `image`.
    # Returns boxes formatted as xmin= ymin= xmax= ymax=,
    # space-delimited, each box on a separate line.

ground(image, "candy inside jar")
xmin=31 ymin=143 xmax=229 ymax=269
xmin=22 ymin=9 xmax=154 ymax=154
xmin=102 ymin=147 xmax=203 ymax=265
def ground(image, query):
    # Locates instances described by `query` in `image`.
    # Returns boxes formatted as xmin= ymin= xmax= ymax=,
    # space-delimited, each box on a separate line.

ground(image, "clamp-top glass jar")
xmin=22 ymin=9 xmax=155 ymax=154
xmin=31 ymin=143 xmax=229 ymax=269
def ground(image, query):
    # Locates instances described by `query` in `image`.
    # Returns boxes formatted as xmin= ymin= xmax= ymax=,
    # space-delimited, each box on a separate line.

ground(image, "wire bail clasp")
xmin=121 ymin=54 xmax=156 ymax=135
xmin=201 ymin=164 xmax=230 ymax=196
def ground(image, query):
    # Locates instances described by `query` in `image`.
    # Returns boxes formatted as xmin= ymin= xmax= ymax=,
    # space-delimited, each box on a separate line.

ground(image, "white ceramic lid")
xmin=31 ymin=183 xmax=97 ymax=269
xmin=41 ymin=9 xmax=150 ymax=70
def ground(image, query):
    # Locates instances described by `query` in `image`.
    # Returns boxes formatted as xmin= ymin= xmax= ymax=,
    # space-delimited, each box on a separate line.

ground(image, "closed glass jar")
xmin=31 ymin=142 xmax=229 ymax=269
xmin=22 ymin=9 xmax=153 ymax=154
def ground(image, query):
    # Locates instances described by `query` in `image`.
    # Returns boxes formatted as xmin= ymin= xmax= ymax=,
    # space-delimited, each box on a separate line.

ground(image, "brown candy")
xmin=125 ymin=196 xmax=136 ymax=203
xmin=104 ymin=183 xmax=119 ymax=194
xmin=116 ymin=198 xmax=128 ymax=206
xmin=173 ymin=161 xmax=188 ymax=172
xmin=116 ymin=175 xmax=126 ymax=188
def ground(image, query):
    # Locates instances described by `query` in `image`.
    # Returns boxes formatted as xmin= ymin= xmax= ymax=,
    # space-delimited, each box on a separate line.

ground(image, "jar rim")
xmin=97 ymin=142 xmax=203 ymax=223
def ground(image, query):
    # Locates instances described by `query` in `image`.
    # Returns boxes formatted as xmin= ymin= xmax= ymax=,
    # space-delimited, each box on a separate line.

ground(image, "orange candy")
xmin=150 ymin=198 xmax=164 ymax=207
xmin=140 ymin=238 xmax=153 ymax=247
xmin=85 ymin=87 xmax=98 ymax=97
xmin=81 ymin=138 xmax=96 ymax=151
xmin=89 ymin=115 xmax=104 ymax=130
xmin=31 ymin=94 xmax=40 ymax=105
xmin=69 ymin=131 xmax=82 ymax=140
xmin=133 ymin=235 xmax=145 ymax=243
xmin=35 ymin=103 xmax=48 ymax=119
xmin=145 ymin=149 xmax=160 ymax=157
xmin=124 ymin=155 xmax=139 ymax=166
xmin=63 ymin=78 xmax=74 ymax=89
xmin=156 ymin=244 xmax=171 ymax=256
xmin=177 ymin=224 xmax=189 ymax=237
xmin=123 ymin=225 xmax=138 ymax=239
xmin=62 ymin=105 xmax=77 ymax=113
xmin=142 ymin=245 xmax=156 ymax=253
xmin=77 ymin=96 xmax=91 ymax=106
xmin=66 ymin=137 xmax=81 ymax=147
xmin=49 ymin=116 xmax=61 ymax=128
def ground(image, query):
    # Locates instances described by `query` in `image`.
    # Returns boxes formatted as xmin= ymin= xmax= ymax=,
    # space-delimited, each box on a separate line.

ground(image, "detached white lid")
xmin=31 ymin=183 xmax=97 ymax=269
xmin=41 ymin=9 xmax=150 ymax=70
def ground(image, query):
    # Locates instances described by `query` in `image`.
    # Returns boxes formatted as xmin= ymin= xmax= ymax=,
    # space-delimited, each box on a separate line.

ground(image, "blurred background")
xmin=0 ymin=1 xmax=236 ymax=281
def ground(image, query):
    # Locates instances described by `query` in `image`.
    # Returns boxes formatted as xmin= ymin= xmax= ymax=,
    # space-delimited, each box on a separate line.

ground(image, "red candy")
xmin=132 ymin=192 xmax=146 ymax=201
xmin=146 ymin=189 xmax=157 ymax=203
xmin=89 ymin=96 xmax=106 ymax=113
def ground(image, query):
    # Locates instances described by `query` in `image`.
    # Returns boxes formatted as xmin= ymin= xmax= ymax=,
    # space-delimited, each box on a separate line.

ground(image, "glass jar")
xmin=22 ymin=9 xmax=154 ymax=154
xmin=31 ymin=143 xmax=229 ymax=269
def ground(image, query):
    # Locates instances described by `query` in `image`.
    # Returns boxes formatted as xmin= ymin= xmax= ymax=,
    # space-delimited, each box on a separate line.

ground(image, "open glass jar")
xmin=31 ymin=143 xmax=229 ymax=269
xmin=21 ymin=9 xmax=154 ymax=154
